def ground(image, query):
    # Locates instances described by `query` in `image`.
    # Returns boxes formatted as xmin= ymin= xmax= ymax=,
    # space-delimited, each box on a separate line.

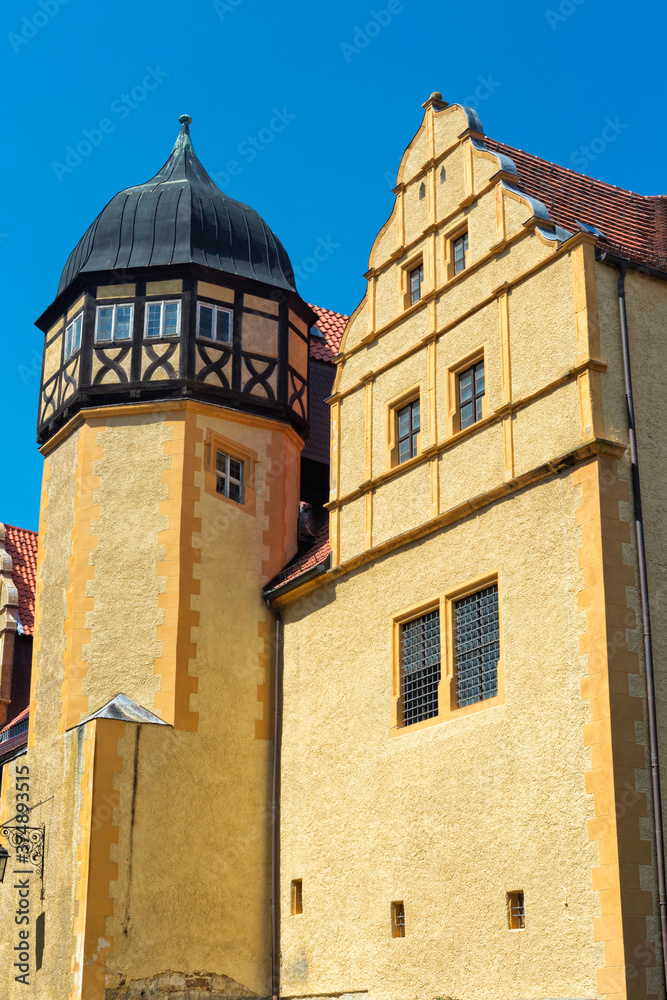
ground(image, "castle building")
xmin=1 ymin=97 xmax=667 ymax=1000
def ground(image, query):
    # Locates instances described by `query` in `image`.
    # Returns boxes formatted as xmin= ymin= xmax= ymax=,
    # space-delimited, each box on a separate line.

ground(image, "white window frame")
xmin=197 ymin=301 xmax=233 ymax=345
xmin=215 ymin=450 xmax=244 ymax=504
xmin=95 ymin=303 xmax=134 ymax=344
xmin=144 ymin=299 xmax=181 ymax=339
xmin=64 ymin=313 xmax=83 ymax=360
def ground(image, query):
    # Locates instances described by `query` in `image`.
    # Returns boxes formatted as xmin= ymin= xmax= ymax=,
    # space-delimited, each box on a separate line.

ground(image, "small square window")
xmin=453 ymin=232 xmax=469 ymax=274
xmin=64 ymin=314 xmax=83 ymax=360
xmin=198 ymin=301 xmax=232 ymax=344
xmin=508 ymin=891 xmax=525 ymax=930
xmin=401 ymin=609 xmax=440 ymax=727
xmin=397 ymin=399 xmax=420 ymax=465
xmin=409 ymin=264 xmax=423 ymax=306
xmin=95 ymin=303 xmax=134 ymax=344
xmin=145 ymin=300 xmax=181 ymax=339
xmin=458 ymin=361 xmax=485 ymax=430
xmin=454 ymin=584 xmax=499 ymax=708
xmin=391 ymin=901 xmax=405 ymax=938
xmin=215 ymin=450 xmax=244 ymax=504
xmin=291 ymin=880 xmax=303 ymax=915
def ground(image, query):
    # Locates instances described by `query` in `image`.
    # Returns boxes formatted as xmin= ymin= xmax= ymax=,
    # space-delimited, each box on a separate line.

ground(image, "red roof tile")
xmin=3 ymin=525 xmax=38 ymax=636
xmin=0 ymin=705 xmax=29 ymax=736
xmin=266 ymin=523 xmax=331 ymax=593
xmin=308 ymin=303 xmax=348 ymax=363
xmin=486 ymin=138 xmax=667 ymax=271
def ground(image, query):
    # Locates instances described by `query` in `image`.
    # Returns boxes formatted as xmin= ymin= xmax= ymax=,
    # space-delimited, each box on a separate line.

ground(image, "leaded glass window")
xmin=454 ymin=584 xmax=499 ymax=708
xmin=400 ymin=609 xmax=440 ymax=726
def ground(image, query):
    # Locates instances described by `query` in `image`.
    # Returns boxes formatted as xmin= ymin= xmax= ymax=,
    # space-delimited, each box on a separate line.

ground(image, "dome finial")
xmin=179 ymin=114 xmax=192 ymax=126
xmin=172 ymin=115 xmax=194 ymax=153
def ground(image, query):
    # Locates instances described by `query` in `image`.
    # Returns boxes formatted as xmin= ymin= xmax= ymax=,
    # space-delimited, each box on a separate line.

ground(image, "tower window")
xmin=216 ymin=451 xmax=244 ymax=504
xmin=401 ymin=609 xmax=440 ymax=727
xmin=440 ymin=165 xmax=446 ymax=183
xmin=454 ymin=584 xmax=500 ymax=708
xmin=409 ymin=263 xmax=423 ymax=305
xmin=453 ymin=231 xmax=469 ymax=274
xmin=391 ymin=902 xmax=405 ymax=938
xmin=397 ymin=399 xmax=420 ymax=464
xmin=458 ymin=360 xmax=485 ymax=430
xmin=291 ymin=880 xmax=303 ymax=915
xmin=64 ymin=314 xmax=83 ymax=360
xmin=507 ymin=891 xmax=525 ymax=930
xmin=145 ymin=300 xmax=181 ymax=339
xmin=95 ymin=304 xmax=134 ymax=343
xmin=419 ymin=182 xmax=426 ymax=200
xmin=197 ymin=301 xmax=232 ymax=344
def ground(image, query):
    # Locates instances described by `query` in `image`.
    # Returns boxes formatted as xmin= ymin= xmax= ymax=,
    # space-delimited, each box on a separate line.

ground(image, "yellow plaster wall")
xmin=280 ymin=472 xmax=602 ymax=1000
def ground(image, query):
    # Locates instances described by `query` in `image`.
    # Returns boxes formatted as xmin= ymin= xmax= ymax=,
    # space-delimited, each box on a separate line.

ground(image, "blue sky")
xmin=2 ymin=0 xmax=666 ymax=530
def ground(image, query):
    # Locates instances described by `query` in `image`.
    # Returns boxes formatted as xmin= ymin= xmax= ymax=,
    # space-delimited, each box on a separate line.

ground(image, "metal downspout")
xmin=617 ymin=261 xmax=667 ymax=985
xmin=264 ymin=595 xmax=283 ymax=1000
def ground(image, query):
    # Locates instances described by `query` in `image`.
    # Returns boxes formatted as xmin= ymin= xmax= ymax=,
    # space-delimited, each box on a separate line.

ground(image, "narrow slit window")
xmin=453 ymin=232 xmax=469 ymax=274
xmin=419 ymin=182 xmax=426 ymax=200
xmin=401 ymin=609 xmax=440 ymax=726
xmin=95 ymin=303 xmax=134 ymax=343
xmin=197 ymin=301 xmax=232 ymax=344
xmin=409 ymin=263 xmax=423 ymax=305
xmin=291 ymin=880 xmax=303 ymax=915
xmin=215 ymin=450 xmax=244 ymax=504
xmin=508 ymin=891 xmax=525 ymax=930
xmin=458 ymin=360 xmax=485 ymax=430
xmin=145 ymin=300 xmax=181 ymax=339
xmin=391 ymin=901 xmax=405 ymax=938
xmin=454 ymin=584 xmax=500 ymax=708
xmin=64 ymin=314 xmax=83 ymax=360
xmin=397 ymin=399 xmax=420 ymax=464
xmin=440 ymin=165 xmax=446 ymax=183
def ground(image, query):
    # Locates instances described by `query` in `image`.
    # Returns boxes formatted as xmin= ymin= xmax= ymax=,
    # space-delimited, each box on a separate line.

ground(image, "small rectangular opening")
xmin=507 ymin=891 xmax=525 ymax=930
xmin=291 ymin=879 xmax=303 ymax=915
xmin=391 ymin=901 xmax=405 ymax=937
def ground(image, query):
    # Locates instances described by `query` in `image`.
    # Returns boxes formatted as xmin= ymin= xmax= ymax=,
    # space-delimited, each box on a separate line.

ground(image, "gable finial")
xmin=422 ymin=92 xmax=448 ymax=111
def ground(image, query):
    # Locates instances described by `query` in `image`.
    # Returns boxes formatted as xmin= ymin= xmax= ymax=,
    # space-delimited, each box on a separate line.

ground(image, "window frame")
xmin=400 ymin=253 xmax=426 ymax=311
xmin=144 ymin=298 xmax=181 ymax=340
xmin=396 ymin=398 xmax=420 ymax=465
xmin=64 ymin=312 xmax=83 ymax=360
xmin=386 ymin=385 xmax=422 ymax=470
xmin=391 ymin=572 xmax=503 ymax=735
xmin=94 ymin=302 xmax=135 ymax=345
xmin=445 ymin=225 xmax=470 ymax=281
xmin=291 ymin=880 xmax=303 ymax=916
xmin=391 ymin=901 xmax=406 ymax=938
xmin=507 ymin=891 xmax=525 ymax=930
xmin=196 ymin=299 xmax=233 ymax=346
xmin=215 ymin=450 xmax=244 ymax=505
xmin=447 ymin=348 xmax=487 ymax=435
xmin=453 ymin=231 xmax=469 ymax=274
xmin=204 ymin=428 xmax=257 ymax=515
xmin=409 ymin=262 xmax=424 ymax=305
xmin=458 ymin=359 xmax=485 ymax=431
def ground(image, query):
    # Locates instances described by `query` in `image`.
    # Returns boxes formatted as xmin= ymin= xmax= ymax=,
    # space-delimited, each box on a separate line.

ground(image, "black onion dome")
xmin=58 ymin=117 xmax=296 ymax=295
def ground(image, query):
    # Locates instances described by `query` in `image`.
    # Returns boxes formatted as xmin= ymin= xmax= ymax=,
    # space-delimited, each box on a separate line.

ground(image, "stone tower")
xmin=0 ymin=117 xmax=313 ymax=999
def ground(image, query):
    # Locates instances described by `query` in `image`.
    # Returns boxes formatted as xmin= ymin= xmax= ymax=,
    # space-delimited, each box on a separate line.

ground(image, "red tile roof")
xmin=265 ymin=523 xmax=331 ymax=594
xmin=3 ymin=525 xmax=38 ymax=636
xmin=0 ymin=705 xmax=29 ymax=735
xmin=308 ymin=303 xmax=348 ymax=363
xmin=0 ymin=706 xmax=29 ymax=761
xmin=486 ymin=138 xmax=667 ymax=272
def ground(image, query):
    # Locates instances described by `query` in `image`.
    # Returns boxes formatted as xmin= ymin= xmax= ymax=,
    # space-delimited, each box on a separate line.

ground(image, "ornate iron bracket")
xmin=0 ymin=824 xmax=45 ymax=880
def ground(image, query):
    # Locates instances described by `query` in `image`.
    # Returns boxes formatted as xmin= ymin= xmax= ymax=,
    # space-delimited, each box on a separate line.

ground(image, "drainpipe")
xmin=617 ymin=261 xmax=667 ymax=984
xmin=264 ymin=594 xmax=283 ymax=1000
